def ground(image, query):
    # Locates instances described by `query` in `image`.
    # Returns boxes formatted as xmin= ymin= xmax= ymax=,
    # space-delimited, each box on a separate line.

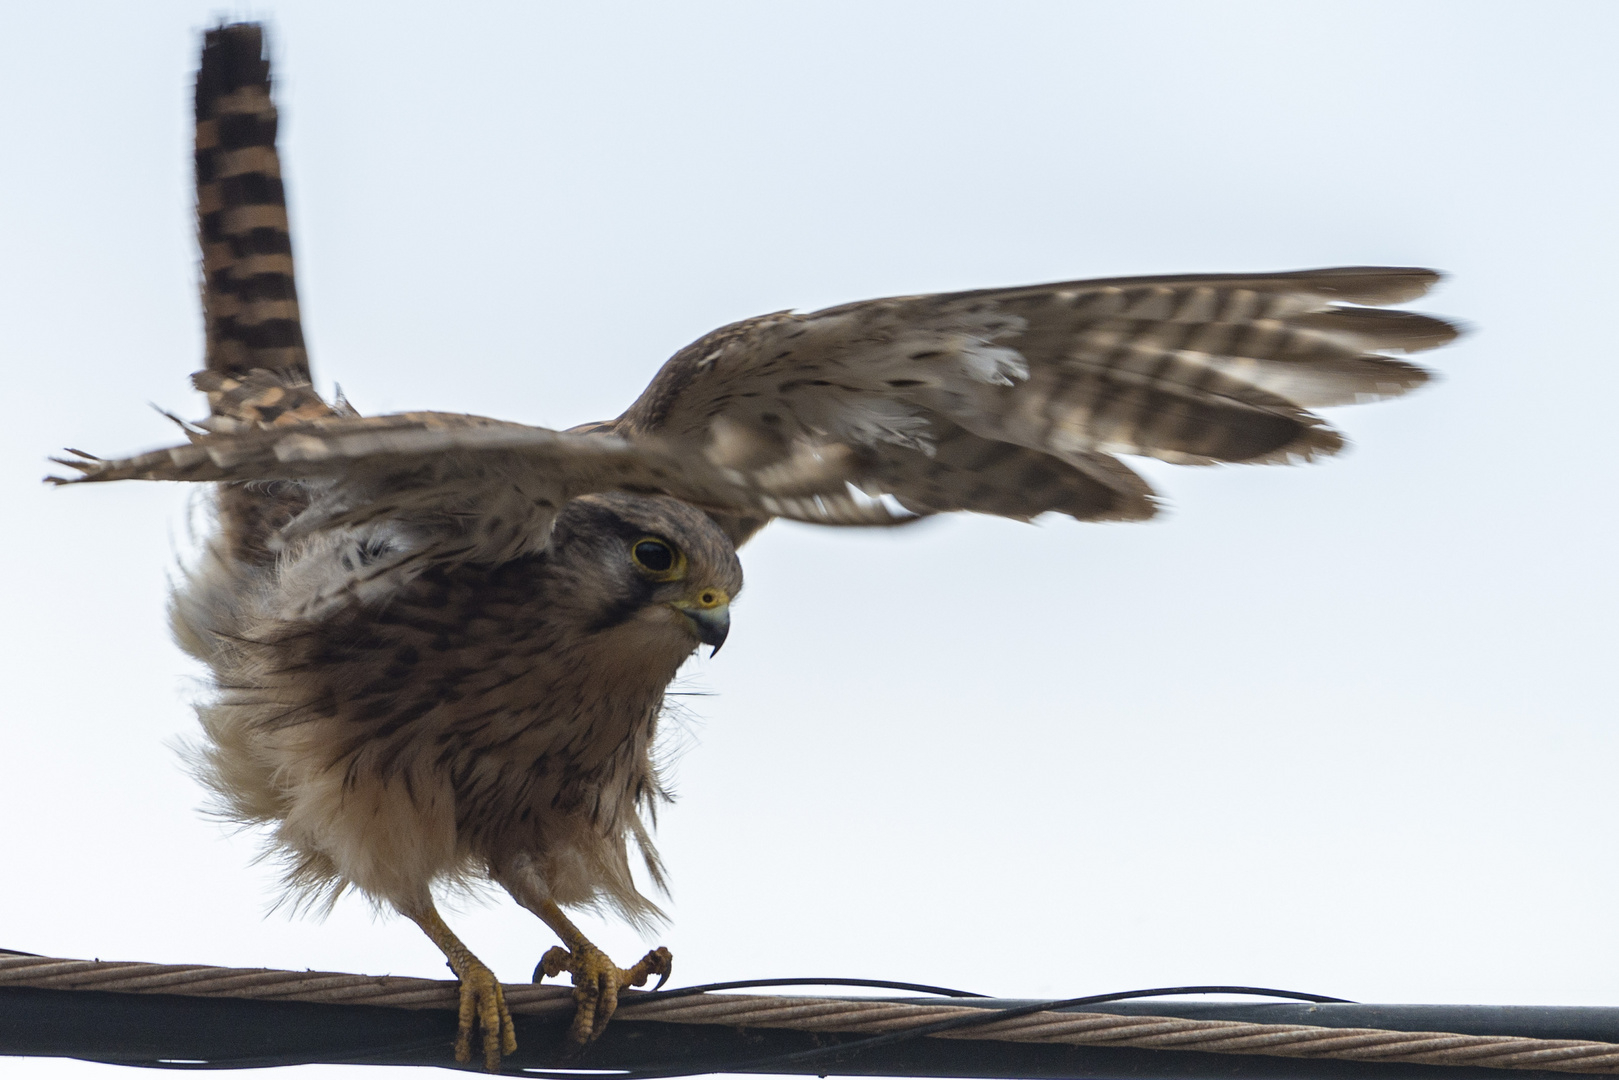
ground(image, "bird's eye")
xmin=631 ymin=538 xmax=682 ymax=578
xmin=634 ymin=540 xmax=674 ymax=571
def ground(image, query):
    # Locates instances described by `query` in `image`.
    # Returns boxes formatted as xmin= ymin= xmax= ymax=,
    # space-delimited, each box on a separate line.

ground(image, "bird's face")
xmin=549 ymin=494 xmax=743 ymax=665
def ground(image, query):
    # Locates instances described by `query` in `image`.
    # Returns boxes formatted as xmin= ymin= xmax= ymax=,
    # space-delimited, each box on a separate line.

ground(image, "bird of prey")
xmin=52 ymin=22 xmax=1460 ymax=1072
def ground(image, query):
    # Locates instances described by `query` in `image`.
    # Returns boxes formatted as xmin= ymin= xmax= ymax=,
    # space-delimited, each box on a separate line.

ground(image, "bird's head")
xmin=548 ymin=494 xmax=743 ymax=666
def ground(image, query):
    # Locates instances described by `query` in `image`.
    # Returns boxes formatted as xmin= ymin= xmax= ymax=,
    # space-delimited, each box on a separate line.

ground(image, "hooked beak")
xmin=671 ymin=590 xmax=731 ymax=655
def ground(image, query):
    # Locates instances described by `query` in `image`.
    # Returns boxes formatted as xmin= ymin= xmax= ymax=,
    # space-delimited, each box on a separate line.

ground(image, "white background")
xmin=3 ymin=2 xmax=1617 ymax=1077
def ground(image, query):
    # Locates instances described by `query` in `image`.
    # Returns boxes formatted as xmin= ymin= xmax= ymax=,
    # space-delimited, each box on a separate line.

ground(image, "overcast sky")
xmin=4 ymin=2 xmax=1618 ymax=1078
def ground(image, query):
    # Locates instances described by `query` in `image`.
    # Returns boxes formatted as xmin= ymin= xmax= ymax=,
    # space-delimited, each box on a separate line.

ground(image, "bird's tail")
xmin=194 ymin=23 xmax=331 ymax=428
xmin=193 ymin=23 xmax=334 ymax=565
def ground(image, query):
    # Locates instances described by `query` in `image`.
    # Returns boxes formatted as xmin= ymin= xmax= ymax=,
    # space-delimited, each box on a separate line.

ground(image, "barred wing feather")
xmin=50 ymin=412 xmax=900 ymax=606
xmin=613 ymin=266 xmax=1459 ymax=535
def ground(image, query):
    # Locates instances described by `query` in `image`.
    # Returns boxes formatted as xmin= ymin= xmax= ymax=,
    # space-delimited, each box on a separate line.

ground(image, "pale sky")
xmin=3 ymin=3 xmax=1618 ymax=1078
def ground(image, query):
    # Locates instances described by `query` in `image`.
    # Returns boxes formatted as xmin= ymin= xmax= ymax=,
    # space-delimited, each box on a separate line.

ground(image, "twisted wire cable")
xmin=5 ymin=953 xmax=1619 ymax=1074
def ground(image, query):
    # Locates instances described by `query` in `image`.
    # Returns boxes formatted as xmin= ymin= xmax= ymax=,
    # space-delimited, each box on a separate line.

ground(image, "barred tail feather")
xmin=196 ymin=23 xmax=308 ymax=388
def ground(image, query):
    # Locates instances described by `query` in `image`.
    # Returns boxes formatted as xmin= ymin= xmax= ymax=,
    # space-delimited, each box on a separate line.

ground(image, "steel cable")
xmin=5 ymin=952 xmax=1619 ymax=1076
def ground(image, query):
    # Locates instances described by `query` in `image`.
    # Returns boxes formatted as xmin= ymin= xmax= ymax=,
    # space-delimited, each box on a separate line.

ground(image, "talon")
xmin=534 ymin=941 xmax=674 ymax=1045
xmin=409 ymin=905 xmax=517 ymax=1071
xmin=536 ymin=945 xmax=571 ymax=982
xmin=624 ymin=946 xmax=673 ymax=991
xmin=449 ymin=955 xmax=516 ymax=1071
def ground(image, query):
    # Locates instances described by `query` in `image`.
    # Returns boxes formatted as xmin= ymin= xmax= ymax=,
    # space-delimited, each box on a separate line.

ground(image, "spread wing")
xmin=611 ymin=267 xmax=1459 ymax=544
xmin=49 ymin=412 xmax=891 ymax=614
xmin=50 ymin=412 xmax=891 ymax=530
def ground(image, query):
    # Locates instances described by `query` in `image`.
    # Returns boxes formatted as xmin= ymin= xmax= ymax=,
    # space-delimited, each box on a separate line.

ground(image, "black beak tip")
xmin=681 ymin=607 xmax=730 ymax=654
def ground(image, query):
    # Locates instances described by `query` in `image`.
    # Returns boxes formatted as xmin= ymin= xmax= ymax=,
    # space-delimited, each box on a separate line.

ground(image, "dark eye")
xmin=632 ymin=538 xmax=677 ymax=574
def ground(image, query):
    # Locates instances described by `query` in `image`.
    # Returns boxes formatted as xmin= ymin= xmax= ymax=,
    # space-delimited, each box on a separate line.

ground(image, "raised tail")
xmin=194 ymin=23 xmax=335 ymax=563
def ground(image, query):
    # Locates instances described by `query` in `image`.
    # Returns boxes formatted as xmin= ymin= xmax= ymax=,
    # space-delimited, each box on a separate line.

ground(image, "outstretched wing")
xmin=50 ymin=412 xmax=893 ymax=527
xmin=611 ymin=267 xmax=1460 ymax=543
xmin=50 ymin=412 xmax=894 ymax=614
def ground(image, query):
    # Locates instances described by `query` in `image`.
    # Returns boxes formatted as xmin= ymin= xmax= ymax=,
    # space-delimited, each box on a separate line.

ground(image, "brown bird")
xmin=52 ymin=22 xmax=1461 ymax=1072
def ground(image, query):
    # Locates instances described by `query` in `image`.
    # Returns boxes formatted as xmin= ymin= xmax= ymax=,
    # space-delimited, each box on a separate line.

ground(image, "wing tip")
xmin=1254 ymin=423 xmax=1348 ymax=467
xmin=1299 ymin=265 xmax=1445 ymax=305
xmin=44 ymin=448 xmax=107 ymax=485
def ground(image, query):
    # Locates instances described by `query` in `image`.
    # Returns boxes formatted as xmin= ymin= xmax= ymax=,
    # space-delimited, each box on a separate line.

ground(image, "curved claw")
xmin=534 ymin=942 xmax=673 ymax=1044
xmin=626 ymin=946 xmax=673 ymax=993
xmin=534 ymin=944 xmax=570 ymax=985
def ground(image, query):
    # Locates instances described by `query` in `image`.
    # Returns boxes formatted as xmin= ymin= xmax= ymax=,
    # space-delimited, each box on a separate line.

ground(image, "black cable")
xmin=618 ymin=976 xmax=989 ymax=1001
xmin=20 ymin=965 xmax=1349 ymax=1073
xmin=515 ymin=983 xmax=1355 ymax=1079
xmin=85 ymin=978 xmax=989 ymax=1071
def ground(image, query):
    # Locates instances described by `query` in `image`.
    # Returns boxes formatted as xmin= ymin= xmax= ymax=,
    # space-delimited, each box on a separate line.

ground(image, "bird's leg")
xmin=405 ymin=901 xmax=517 ymax=1070
xmin=529 ymin=898 xmax=672 ymax=1045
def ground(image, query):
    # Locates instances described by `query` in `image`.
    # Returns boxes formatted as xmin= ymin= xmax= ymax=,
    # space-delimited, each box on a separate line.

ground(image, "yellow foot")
xmin=450 ymin=956 xmax=518 ymax=1071
xmin=535 ymin=942 xmax=672 ymax=1045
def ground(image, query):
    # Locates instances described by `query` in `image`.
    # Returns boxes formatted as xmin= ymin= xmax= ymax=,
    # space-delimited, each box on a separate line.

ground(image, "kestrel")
xmin=51 ymin=23 xmax=1461 ymax=1071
